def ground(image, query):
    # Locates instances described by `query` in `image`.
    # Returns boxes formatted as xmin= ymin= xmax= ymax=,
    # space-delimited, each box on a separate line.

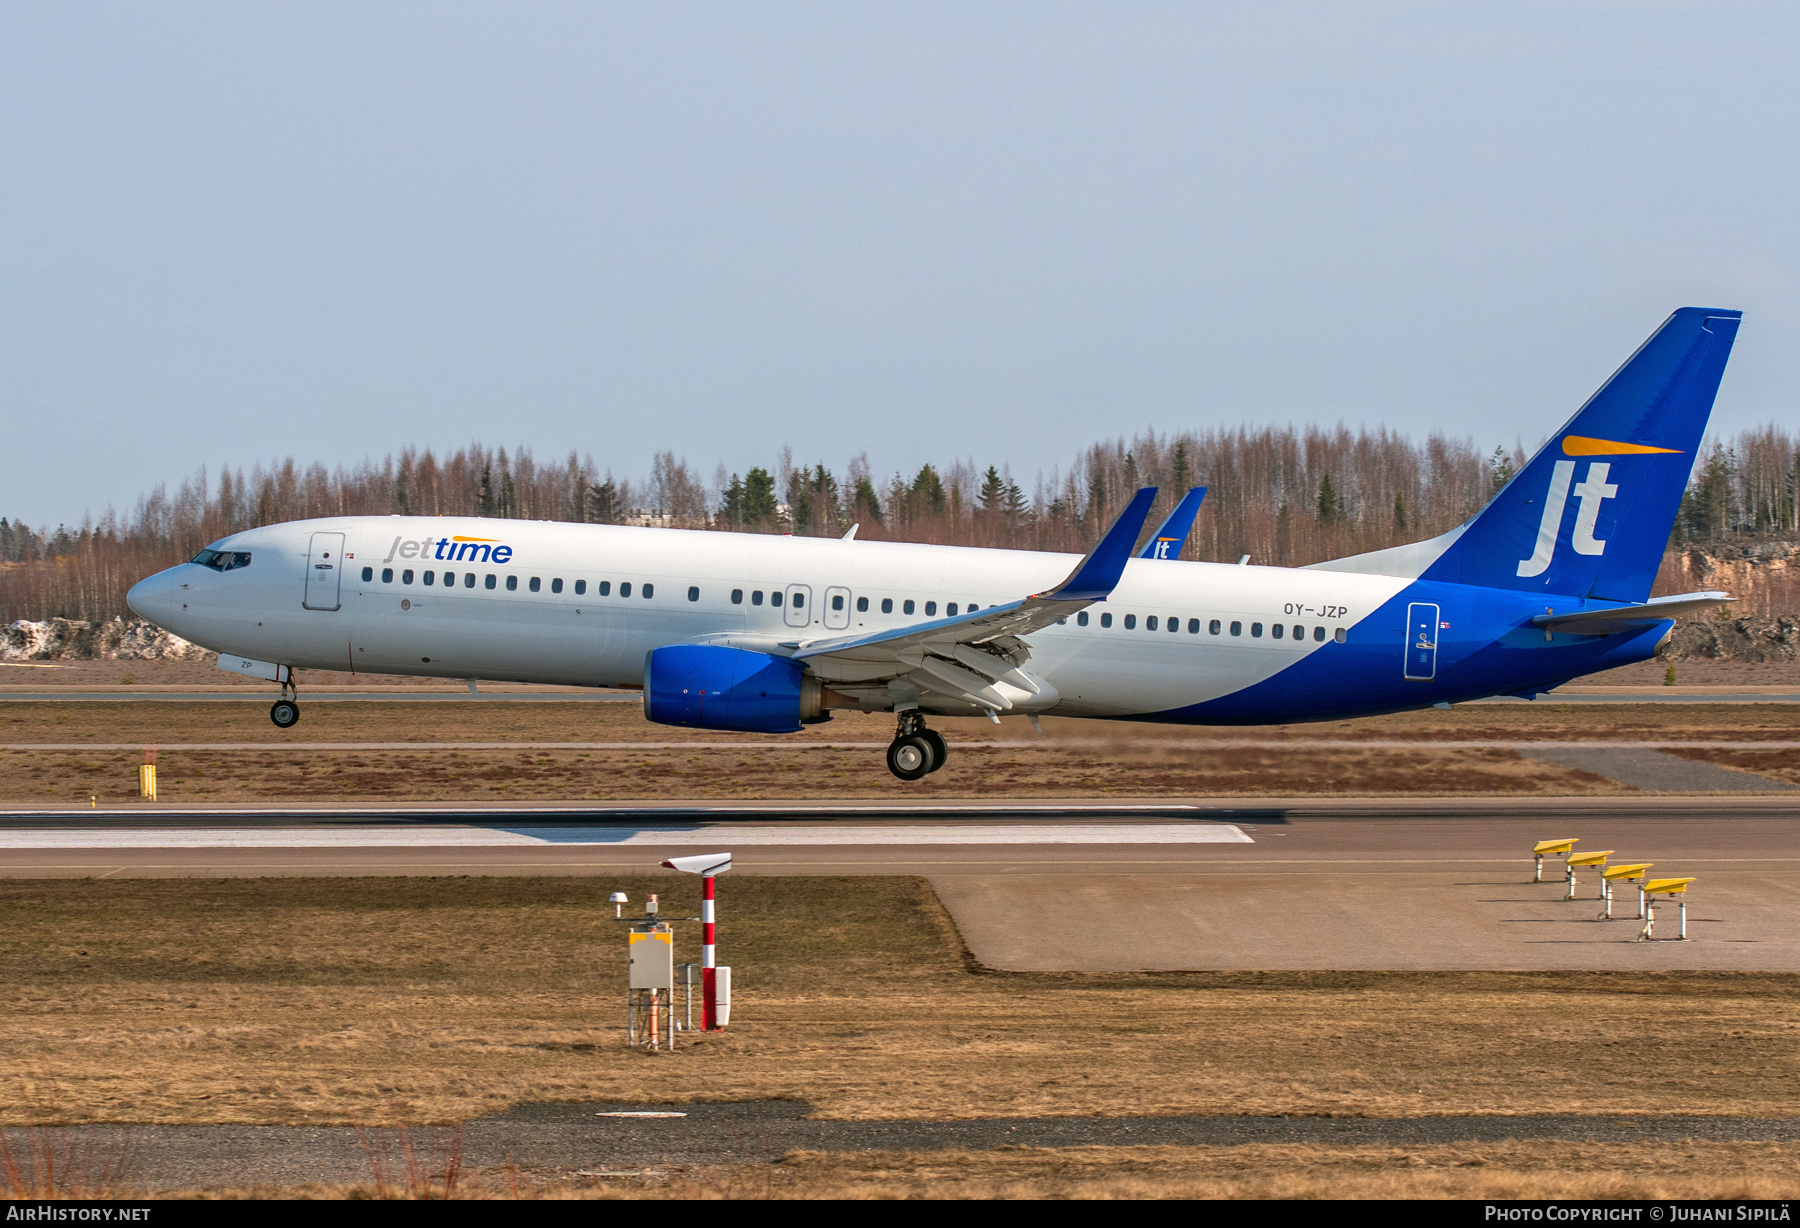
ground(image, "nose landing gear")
xmin=269 ymin=675 xmax=301 ymax=729
xmin=886 ymin=711 xmax=948 ymax=781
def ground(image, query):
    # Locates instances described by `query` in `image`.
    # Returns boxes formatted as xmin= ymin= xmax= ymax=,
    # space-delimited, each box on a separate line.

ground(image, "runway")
xmin=5 ymin=798 xmax=1795 ymax=972
xmin=3 ymin=686 xmax=1799 ymax=703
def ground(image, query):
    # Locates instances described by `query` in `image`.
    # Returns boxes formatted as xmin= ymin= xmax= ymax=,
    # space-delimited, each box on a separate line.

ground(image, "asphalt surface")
xmin=3 ymin=690 xmax=1799 ymax=702
xmin=14 ymin=1101 xmax=1800 ymax=1191
xmin=3 ymin=799 xmax=1796 ymax=970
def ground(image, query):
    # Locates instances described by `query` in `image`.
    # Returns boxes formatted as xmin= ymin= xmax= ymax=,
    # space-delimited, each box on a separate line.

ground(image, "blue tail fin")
xmin=1420 ymin=307 xmax=1741 ymax=602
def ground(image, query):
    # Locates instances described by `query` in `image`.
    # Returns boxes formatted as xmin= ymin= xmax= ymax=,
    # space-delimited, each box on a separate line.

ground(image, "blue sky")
xmin=3 ymin=2 xmax=1796 ymax=526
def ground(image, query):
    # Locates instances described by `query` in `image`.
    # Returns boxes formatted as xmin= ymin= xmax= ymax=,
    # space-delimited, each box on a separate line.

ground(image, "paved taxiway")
xmin=4 ymin=799 xmax=1795 ymax=973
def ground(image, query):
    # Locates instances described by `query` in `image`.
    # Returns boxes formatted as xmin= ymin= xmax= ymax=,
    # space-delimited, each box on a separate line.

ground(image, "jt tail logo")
xmin=1516 ymin=460 xmax=1618 ymax=577
xmin=1513 ymin=436 xmax=1678 ymax=578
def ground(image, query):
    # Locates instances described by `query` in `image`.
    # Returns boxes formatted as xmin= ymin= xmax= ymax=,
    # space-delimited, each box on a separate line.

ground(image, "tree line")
xmin=3 ymin=425 xmax=1796 ymax=624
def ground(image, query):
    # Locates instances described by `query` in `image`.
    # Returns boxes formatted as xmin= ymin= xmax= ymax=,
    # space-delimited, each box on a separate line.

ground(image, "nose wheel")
xmin=886 ymin=712 xmax=948 ymax=780
xmin=269 ymin=675 xmax=300 ymax=728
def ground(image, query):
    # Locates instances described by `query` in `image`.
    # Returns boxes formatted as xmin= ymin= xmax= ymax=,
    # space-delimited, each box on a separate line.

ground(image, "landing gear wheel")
xmin=270 ymin=699 xmax=300 ymax=729
xmin=920 ymin=729 xmax=948 ymax=773
xmin=886 ymin=735 xmax=935 ymax=781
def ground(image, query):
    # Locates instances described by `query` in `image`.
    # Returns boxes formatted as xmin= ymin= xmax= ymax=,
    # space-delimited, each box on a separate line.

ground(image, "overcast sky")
xmin=3 ymin=2 xmax=1796 ymax=527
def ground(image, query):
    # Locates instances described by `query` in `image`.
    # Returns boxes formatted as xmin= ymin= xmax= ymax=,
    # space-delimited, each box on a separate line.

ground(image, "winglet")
xmin=1045 ymin=487 xmax=1158 ymax=600
xmin=1137 ymin=487 xmax=1207 ymax=560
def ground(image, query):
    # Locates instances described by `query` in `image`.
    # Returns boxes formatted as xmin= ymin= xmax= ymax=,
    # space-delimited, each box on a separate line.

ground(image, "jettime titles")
xmin=383 ymin=535 xmax=513 ymax=565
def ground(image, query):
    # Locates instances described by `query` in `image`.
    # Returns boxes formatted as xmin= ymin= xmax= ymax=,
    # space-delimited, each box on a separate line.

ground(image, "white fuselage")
xmin=127 ymin=515 xmax=1408 ymax=719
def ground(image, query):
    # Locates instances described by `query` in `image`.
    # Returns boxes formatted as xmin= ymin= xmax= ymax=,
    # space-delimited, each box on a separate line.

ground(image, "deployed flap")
xmin=1138 ymin=487 xmax=1207 ymax=560
xmin=793 ymin=488 xmax=1159 ymax=691
xmin=1532 ymin=591 xmax=1732 ymax=636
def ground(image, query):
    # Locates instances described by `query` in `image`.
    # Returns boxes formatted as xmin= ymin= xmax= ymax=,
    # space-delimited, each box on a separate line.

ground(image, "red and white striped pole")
xmin=701 ymin=872 xmax=718 ymax=1031
xmin=659 ymin=852 xmax=732 ymax=1032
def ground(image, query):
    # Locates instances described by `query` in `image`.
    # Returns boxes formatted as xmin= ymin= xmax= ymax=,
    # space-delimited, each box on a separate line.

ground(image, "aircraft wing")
xmin=792 ymin=488 xmax=1159 ymax=709
xmin=1137 ymin=487 xmax=1206 ymax=560
xmin=1531 ymin=591 xmax=1732 ymax=636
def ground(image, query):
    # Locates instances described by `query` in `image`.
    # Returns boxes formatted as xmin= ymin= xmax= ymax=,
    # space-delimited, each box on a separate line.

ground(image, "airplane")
xmin=128 ymin=307 xmax=1739 ymax=781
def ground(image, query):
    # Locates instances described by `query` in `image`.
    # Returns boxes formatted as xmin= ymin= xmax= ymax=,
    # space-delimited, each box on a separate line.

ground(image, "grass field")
xmin=3 ymin=700 xmax=1798 ymax=801
xmin=7 ymin=873 xmax=1800 ymax=1197
xmin=6 ymin=874 xmax=1798 ymax=1130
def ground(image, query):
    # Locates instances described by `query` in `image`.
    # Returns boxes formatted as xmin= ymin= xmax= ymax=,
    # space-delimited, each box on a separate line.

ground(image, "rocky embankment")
xmin=2 ymin=617 xmax=211 ymax=663
xmin=1662 ymin=615 xmax=1800 ymax=663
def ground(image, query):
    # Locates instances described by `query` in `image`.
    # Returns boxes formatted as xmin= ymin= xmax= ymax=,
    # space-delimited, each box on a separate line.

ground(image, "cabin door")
xmin=1404 ymin=602 xmax=1439 ymax=681
xmin=304 ymin=532 xmax=346 ymax=611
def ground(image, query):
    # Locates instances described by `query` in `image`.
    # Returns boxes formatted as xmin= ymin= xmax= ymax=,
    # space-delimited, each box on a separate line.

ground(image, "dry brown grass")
xmin=4 ymin=875 xmax=1800 ymax=1128
xmin=9 ymin=697 xmax=1800 ymax=744
xmin=8 ymin=698 xmax=1800 ymax=801
xmin=165 ymin=1141 xmax=1800 ymax=1199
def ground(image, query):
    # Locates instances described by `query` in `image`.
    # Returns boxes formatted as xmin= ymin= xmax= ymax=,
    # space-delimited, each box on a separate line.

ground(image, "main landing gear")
xmin=269 ymin=676 xmax=301 ymax=729
xmin=886 ymin=711 xmax=948 ymax=781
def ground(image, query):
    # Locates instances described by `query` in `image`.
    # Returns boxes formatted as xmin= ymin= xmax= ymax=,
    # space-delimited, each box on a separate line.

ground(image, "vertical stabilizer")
xmin=1325 ymin=308 xmax=1740 ymax=602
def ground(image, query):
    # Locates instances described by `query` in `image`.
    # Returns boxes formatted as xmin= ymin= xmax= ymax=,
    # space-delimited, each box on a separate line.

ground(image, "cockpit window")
xmin=191 ymin=549 xmax=252 ymax=572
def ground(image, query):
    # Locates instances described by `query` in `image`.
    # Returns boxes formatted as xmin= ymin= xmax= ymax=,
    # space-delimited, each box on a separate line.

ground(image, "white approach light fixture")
xmin=660 ymin=853 xmax=732 ymax=1029
xmin=609 ymin=890 xmax=628 ymax=919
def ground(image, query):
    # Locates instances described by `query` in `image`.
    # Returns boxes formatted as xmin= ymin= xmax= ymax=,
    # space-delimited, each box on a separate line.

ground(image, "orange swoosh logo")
xmin=1561 ymin=436 xmax=1682 ymax=456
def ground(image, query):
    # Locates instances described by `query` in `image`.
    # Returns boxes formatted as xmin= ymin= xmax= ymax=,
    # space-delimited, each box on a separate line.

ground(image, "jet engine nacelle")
xmin=644 ymin=645 xmax=825 ymax=733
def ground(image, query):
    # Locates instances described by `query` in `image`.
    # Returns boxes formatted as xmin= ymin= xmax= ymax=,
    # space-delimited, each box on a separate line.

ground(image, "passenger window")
xmin=402 ymin=570 xmax=414 ymax=585
xmin=576 ymin=580 xmax=587 ymax=595
xmin=1146 ymin=615 xmax=1158 ymax=631
xmin=361 ymin=567 xmax=373 ymax=582
xmin=621 ymin=582 xmax=632 ymax=598
xmin=1100 ymin=612 xmax=1112 ymax=628
xmin=485 ymin=574 xmax=497 ymax=590
xmin=1313 ymin=625 xmax=1326 ymax=642
xmin=464 ymin=573 xmax=476 ymax=589
xmin=1230 ymin=621 xmax=1242 ymax=636
xmin=506 ymin=576 xmax=518 ymax=591
xmin=880 ymin=598 xmax=892 ymax=613
xmin=832 ymin=595 xmax=845 ymax=612
xmin=1077 ymin=611 xmax=1089 ymax=626
xmin=946 ymin=603 xmax=958 ymax=616
xmin=1335 ymin=627 xmax=1348 ymax=643
xmin=752 ymin=590 xmax=764 ymax=606
xmin=1170 ymin=618 xmax=1180 ymax=633
xmin=732 ymin=589 xmax=744 ymax=605
xmin=595 ymin=581 xmax=606 ymax=595
xmin=857 ymin=597 xmax=869 ymax=612
xmin=551 ymin=578 xmax=563 ymax=594
xmin=528 ymin=577 xmax=540 ymax=592
xmin=924 ymin=601 xmax=937 ymax=616
xmin=643 ymin=584 xmax=654 ymax=599
xmin=903 ymin=599 xmax=915 ymax=615
xmin=1124 ymin=614 xmax=1137 ymax=630
xmin=1251 ymin=622 xmax=1263 ymax=637
xmin=1272 ymin=623 xmax=1284 ymax=639
xmin=424 ymin=571 xmax=435 ymax=586
xmin=968 ymin=604 xmax=978 ymax=612
xmin=688 ymin=586 xmax=699 ymax=602
xmin=790 ymin=591 xmax=801 ymax=608
xmin=1292 ymin=624 xmax=1304 ymax=640
xmin=771 ymin=591 xmax=783 ymax=607
xmin=381 ymin=568 xmax=394 ymax=583
xmin=1209 ymin=619 xmax=1220 ymax=634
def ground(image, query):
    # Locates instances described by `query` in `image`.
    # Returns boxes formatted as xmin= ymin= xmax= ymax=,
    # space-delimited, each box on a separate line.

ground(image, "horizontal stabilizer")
xmin=1532 ymin=591 xmax=1732 ymax=636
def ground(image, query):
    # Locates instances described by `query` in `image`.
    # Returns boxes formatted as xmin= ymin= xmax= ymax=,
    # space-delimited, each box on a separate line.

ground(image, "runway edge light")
xmin=661 ymin=853 xmax=732 ymax=1030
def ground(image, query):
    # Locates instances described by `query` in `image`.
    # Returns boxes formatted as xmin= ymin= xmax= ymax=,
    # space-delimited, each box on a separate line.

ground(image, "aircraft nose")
xmin=126 ymin=570 xmax=174 ymax=623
